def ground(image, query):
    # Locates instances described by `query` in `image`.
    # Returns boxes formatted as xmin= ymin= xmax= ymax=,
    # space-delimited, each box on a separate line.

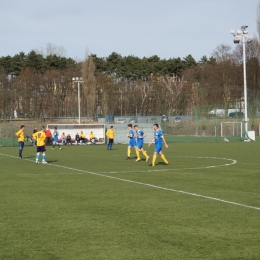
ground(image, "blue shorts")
xmin=128 ymin=139 xmax=136 ymax=147
xmin=37 ymin=145 xmax=46 ymax=153
xmin=53 ymin=136 xmax=58 ymax=142
xmin=154 ymin=144 xmax=162 ymax=153
xmin=136 ymin=142 xmax=143 ymax=149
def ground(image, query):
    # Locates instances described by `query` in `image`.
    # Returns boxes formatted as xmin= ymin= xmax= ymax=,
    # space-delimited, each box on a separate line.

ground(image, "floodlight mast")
xmin=230 ymin=25 xmax=252 ymax=139
xmin=72 ymin=77 xmax=84 ymax=124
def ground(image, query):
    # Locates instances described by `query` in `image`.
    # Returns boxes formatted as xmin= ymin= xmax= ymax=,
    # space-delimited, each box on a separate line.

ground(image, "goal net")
xmin=221 ymin=122 xmax=242 ymax=138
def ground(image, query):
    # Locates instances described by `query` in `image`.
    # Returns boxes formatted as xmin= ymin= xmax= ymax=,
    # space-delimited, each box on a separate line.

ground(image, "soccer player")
xmin=148 ymin=123 xmax=169 ymax=166
xmin=134 ymin=125 xmax=149 ymax=162
xmin=125 ymin=124 xmax=137 ymax=160
xmin=106 ymin=126 xmax=115 ymax=150
xmin=89 ymin=131 xmax=95 ymax=144
xmin=32 ymin=126 xmax=47 ymax=164
xmin=75 ymin=132 xmax=80 ymax=145
xmin=15 ymin=125 xmax=25 ymax=159
xmin=52 ymin=127 xmax=61 ymax=150
xmin=79 ymin=131 xmax=86 ymax=144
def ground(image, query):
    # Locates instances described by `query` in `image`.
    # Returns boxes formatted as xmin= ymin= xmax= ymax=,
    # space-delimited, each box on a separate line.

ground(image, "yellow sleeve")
xmin=15 ymin=130 xmax=22 ymax=137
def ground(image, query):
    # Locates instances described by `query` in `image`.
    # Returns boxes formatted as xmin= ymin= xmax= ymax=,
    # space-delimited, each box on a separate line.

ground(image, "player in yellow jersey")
xmin=106 ymin=126 xmax=115 ymax=150
xmin=15 ymin=125 xmax=25 ymax=159
xmin=32 ymin=126 xmax=47 ymax=164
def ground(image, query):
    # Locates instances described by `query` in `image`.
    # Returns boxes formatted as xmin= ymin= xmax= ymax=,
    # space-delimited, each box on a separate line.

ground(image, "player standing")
xmin=106 ymin=126 xmax=115 ymax=150
xmin=52 ymin=126 xmax=61 ymax=150
xmin=32 ymin=126 xmax=47 ymax=164
xmin=15 ymin=125 xmax=25 ymax=159
xmin=134 ymin=125 xmax=149 ymax=162
xmin=148 ymin=123 xmax=169 ymax=166
xmin=125 ymin=124 xmax=137 ymax=160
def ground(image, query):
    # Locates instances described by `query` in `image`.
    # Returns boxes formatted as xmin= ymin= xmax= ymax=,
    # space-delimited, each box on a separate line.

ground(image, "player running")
xmin=134 ymin=125 xmax=149 ymax=162
xmin=32 ymin=126 xmax=47 ymax=164
xmin=125 ymin=124 xmax=137 ymax=160
xmin=148 ymin=123 xmax=169 ymax=166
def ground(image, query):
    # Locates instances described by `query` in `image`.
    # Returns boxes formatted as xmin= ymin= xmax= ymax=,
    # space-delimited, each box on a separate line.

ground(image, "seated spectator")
xmin=79 ymin=131 xmax=86 ymax=145
xmin=89 ymin=131 xmax=96 ymax=144
xmin=66 ymin=134 xmax=72 ymax=145
xmin=75 ymin=132 xmax=80 ymax=145
xmin=61 ymin=132 xmax=66 ymax=145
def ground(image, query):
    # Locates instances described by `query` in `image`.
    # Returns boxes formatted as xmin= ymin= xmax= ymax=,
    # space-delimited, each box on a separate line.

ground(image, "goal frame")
xmin=221 ymin=122 xmax=243 ymax=138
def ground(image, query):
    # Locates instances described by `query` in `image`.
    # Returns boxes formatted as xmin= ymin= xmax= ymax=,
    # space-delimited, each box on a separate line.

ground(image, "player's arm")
xmin=161 ymin=136 xmax=169 ymax=148
xmin=15 ymin=130 xmax=21 ymax=137
xmin=32 ymin=132 xmax=37 ymax=140
xmin=148 ymin=137 xmax=155 ymax=147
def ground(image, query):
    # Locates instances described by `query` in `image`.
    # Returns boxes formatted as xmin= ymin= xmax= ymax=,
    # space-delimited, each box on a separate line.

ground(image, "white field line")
xmin=0 ymin=153 xmax=259 ymax=211
xmin=98 ymin=156 xmax=237 ymax=174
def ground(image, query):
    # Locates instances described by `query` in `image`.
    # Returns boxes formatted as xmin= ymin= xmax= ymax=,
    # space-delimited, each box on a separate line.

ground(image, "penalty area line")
xmin=0 ymin=152 xmax=259 ymax=211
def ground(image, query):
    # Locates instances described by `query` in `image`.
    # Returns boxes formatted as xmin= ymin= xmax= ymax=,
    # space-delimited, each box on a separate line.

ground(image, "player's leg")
xmin=135 ymin=146 xmax=141 ymax=162
xmin=36 ymin=149 xmax=40 ymax=164
xmin=141 ymin=148 xmax=149 ymax=162
xmin=19 ymin=141 xmax=24 ymax=159
xmin=126 ymin=145 xmax=131 ymax=159
xmin=159 ymin=151 xmax=168 ymax=165
xmin=42 ymin=151 xmax=47 ymax=164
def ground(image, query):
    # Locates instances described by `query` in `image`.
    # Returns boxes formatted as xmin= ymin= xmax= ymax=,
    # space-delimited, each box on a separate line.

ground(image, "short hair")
xmin=110 ymin=126 xmax=113 ymax=128
xmin=41 ymin=126 xmax=45 ymax=129
xmin=128 ymin=124 xmax=132 ymax=128
xmin=153 ymin=123 xmax=159 ymax=128
xmin=134 ymin=125 xmax=138 ymax=128
xmin=21 ymin=125 xmax=25 ymax=128
xmin=54 ymin=127 xmax=57 ymax=130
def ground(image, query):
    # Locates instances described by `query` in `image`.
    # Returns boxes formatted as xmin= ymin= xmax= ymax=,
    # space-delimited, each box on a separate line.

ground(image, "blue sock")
xmin=42 ymin=154 xmax=46 ymax=161
xmin=36 ymin=154 xmax=39 ymax=162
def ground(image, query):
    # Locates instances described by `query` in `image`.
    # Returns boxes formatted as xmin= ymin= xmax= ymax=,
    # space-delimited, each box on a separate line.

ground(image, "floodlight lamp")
xmin=241 ymin=25 xmax=248 ymax=30
xmin=236 ymin=30 xmax=242 ymax=35
xmin=233 ymin=39 xmax=240 ymax=44
xmin=230 ymin=29 xmax=236 ymax=35
xmin=72 ymin=77 xmax=75 ymax=80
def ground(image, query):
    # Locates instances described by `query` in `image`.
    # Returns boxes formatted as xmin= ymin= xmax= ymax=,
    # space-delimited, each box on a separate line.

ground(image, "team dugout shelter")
xmin=47 ymin=124 xmax=106 ymax=144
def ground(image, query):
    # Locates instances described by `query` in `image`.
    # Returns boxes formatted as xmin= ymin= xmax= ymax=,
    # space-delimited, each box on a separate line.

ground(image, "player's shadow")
xmin=46 ymin=160 xmax=58 ymax=163
xmin=157 ymin=162 xmax=168 ymax=165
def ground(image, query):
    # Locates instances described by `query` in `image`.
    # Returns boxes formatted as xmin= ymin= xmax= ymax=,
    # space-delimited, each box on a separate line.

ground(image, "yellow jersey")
xmin=89 ymin=133 xmax=95 ymax=139
xmin=15 ymin=129 xmax=25 ymax=142
xmin=106 ymin=129 xmax=115 ymax=139
xmin=80 ymin=133 xmax=86 ymax=138
xmin=32 ymin=131 xmax=46 ymax=146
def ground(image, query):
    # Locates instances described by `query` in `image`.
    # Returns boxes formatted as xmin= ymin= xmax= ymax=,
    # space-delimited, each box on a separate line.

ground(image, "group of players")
xmin=15 ymin=123 xmax=169 ymax=167
xmin=125 ymin=123 xmax=168 ymax=167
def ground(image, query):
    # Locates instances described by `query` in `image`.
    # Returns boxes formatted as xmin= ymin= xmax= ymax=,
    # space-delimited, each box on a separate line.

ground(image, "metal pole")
xmin=242 ymin=35 xmax=248 ymax=136
xmin=78 ymin=81 xmax=81 ymax=124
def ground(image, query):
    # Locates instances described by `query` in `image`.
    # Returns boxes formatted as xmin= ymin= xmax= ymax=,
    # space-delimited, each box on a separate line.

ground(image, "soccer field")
xmin=0 ymin=143 xmax=259 ymax=260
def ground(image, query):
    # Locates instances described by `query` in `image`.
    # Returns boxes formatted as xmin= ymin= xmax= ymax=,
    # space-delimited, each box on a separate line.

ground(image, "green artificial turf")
xmin=0 ymin=143 xmax=259 ymax=259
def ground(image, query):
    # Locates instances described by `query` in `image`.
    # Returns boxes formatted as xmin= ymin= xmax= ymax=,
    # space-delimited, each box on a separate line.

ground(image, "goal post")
xmin=221 ymin=122 xmax=243 ymax=138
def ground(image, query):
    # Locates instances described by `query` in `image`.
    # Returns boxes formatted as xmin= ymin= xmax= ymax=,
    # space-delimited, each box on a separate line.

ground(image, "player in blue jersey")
xmin=125 ymin=124 xmax=137 ymax=160
xmin=148 ymin=123 xmax=168 ymax=166
xmin=134 ymin=125 xmax=149 ymax=162
xmin=52 ymin=126 xmax=61 ymax=150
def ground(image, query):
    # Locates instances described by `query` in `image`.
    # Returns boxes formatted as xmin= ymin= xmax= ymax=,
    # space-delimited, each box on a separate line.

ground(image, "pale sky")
xmin=0 ymin=0 xmax=259 ymax=61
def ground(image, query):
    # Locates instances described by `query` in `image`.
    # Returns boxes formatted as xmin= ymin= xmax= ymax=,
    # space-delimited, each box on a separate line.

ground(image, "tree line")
xmin=1 ymin=3 xmax=260 ymax=121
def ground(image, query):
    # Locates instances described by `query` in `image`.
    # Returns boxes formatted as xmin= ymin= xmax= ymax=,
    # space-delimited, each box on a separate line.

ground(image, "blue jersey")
xmin=136 ymin=130 xmax=145 ymax=144
xmin=154 ymin=129 xmax=163 ymax=146
xmin=53 ymin=130 xmax=59 ymax=142
xmin=128 ymin=129 xmax=136 ymax=146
